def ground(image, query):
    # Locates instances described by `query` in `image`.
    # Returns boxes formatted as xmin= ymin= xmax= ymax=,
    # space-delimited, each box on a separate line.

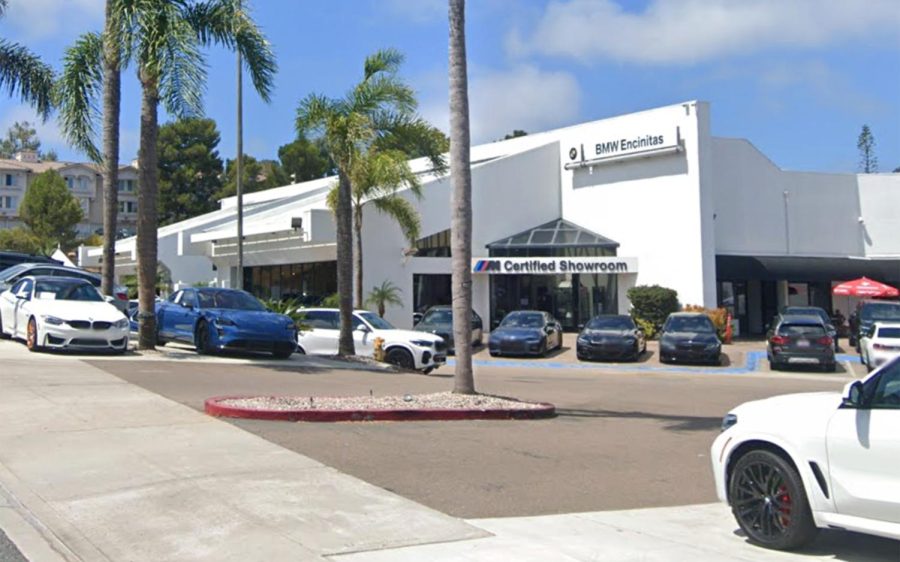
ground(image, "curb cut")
xmin=204 ymin=395 xmax=556 ymax=422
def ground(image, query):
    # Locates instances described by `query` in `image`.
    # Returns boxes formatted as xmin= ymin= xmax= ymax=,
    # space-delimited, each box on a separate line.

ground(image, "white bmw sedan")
xmin=711 ymin=360 xmax=900 ymax=550
xmin=0 ymin=276 xmax=129 ymax=353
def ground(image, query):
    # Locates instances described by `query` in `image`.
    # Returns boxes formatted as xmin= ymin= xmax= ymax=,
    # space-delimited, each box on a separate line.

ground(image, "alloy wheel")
xmin=732 ymin=461 xmax=794 ymax=543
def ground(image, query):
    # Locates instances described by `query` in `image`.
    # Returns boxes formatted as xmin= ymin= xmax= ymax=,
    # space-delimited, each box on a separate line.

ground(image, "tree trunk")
xmin=100 ymin=0 xmax=120 ymax=297
xmin=336 ymin=171 xmax=355 ymax=355
xmin=448 ymin=0 xmax=475 ymax=394
xmin=354 ymin=202 xmax=363 ymax=310
xmin=136 ymin=76 xmax=160 ymax=350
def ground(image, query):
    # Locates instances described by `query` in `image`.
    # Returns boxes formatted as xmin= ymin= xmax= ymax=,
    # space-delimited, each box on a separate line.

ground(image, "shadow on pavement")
xmin=555 ymin=407 xmax=722 ymax=432
xmin=733 ymin=527 xmax=900 ymax=562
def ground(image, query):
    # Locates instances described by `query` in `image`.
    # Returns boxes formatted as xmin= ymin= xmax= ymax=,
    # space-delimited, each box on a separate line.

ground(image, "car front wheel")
xmin=26 ymin=317 xmax=41 ymax=352
xmin=729 ymin=449 xmax=818 ymax=550
xmin=385 ymin=347 xmax=414 ymax=370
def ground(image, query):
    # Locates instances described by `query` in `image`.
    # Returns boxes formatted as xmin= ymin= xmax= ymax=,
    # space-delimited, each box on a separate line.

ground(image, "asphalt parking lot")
xmin=91 ymin=355 xmax=849 ymax=519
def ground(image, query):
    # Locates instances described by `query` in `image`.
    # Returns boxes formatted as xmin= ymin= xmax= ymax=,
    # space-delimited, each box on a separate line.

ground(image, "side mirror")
xmin=843 ymin=380 xmax=865 ymax=408
xmin=355 ymin=324 xmax=370 ymax=333
xmin=544 ymin=326 xmax=553 ymax=334
xmin=180 ymin=301 xmax=193 ymax=310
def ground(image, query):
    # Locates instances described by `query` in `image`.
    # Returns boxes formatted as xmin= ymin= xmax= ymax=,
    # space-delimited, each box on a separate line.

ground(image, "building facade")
xmin=0 ymin=151 xmax=138 ymax=238
xmin=85 ymin=102 xmax=900 ymax=334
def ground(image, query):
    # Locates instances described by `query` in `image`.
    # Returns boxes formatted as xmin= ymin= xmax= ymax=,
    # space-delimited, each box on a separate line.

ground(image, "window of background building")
xmin=415 ymin=229 xmax=451 ymax=257
xmin=244 ymin=261 xmax=337 ymax=304
xmin=4 ymin=174 xmax=14 ymax=186
xmin=0 ymin=196 xmax=16 ymax=210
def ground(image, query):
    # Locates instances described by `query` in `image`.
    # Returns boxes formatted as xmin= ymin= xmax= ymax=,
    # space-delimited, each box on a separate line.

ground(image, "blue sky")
xmin=2 ymin=0 xmax=899 ymax=173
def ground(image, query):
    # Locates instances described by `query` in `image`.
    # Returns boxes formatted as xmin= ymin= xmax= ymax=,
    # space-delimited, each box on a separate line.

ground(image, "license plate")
xmin=788 ymin=357 xmax=819 ymax=364
xmin=434 ymin=354 xmax=446 ymax=363
xmin=796 ymin=340 xmax=810 ymax=347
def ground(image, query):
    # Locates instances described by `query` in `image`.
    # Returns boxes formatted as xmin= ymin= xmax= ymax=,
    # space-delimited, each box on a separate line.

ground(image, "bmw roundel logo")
xmin=568 ymin=147 xmax=578 ymax=160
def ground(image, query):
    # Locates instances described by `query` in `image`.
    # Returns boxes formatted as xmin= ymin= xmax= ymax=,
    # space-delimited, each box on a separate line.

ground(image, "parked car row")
xmin=0 ymin=262 xmax=129 ymax=313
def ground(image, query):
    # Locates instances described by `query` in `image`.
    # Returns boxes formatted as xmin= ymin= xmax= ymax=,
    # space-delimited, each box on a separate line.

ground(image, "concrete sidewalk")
xmin=0 ymin=342 xmax=483 ymax=561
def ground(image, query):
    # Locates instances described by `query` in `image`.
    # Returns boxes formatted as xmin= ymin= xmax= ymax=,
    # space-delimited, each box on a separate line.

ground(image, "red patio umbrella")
xmin=832 ymin=277 xmax=899 ymax=298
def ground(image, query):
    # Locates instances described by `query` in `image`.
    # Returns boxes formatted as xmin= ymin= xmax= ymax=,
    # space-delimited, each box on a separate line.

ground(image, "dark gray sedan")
xmin=576 ymin=315 xmax=646 ymax=362
xmin=659 ymin=313 xmax=722 ymax=365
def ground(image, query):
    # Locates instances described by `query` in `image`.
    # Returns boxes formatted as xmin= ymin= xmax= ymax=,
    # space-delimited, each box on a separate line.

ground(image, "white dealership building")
xmin=83 ymin=101 xmax=900 ymax=335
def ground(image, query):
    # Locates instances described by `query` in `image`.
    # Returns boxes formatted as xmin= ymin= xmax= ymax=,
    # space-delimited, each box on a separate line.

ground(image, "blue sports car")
xmin=155 ymin=288 xmax=297 ymax=358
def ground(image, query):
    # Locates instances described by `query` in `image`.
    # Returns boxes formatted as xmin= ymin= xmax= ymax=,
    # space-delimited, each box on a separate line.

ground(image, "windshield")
xmin=197 ymin=290 xmax=266 ymax=311
xmin=0 ymin=264 xmax=29 ymax=282
xmin=877 ymin=327 xmax=900 ymax=339
xmin=586 ymin=316 xmax=634 ymax=330
xmin=665 ymin=316 xmax=715 ymax=333
xmin=420 ymin=309 xmax=452 ymax=325
xmin=34 ymin=280 xmax=103 ymax=302
xmin=357 ymin=311 xmax=394 ymax=330
xmin=779 ymin=324 xmax=825 ymax=337
xmin=784 ymin=307 xmax=829 ymax=324
xmin=500 ymin=312 xmax=545 ymax=328
xmin=861 ymin=303 xmax=900 ymax=322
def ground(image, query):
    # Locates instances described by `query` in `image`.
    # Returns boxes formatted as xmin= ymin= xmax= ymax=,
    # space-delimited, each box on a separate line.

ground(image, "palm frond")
xmin=325 ymin=181 xmax=338 ymax=214
xmin=158 ymin=19 xmax=207 ymax=117
xmin=373 ymin=115 xmax=449 ymax=175
xmin=0 ymin=39 xmax=55 ymax=120
xmin=353 ymin=148 xmax=420 ymax=200
xmin=55 ymin=32 xmax=104 ymax=161
xmin=295 ymin=93 xmax=337 ymax=135
xmin=363 ymin=48 xmax=403 ymax=80
xmin=371 ymin=194 xmax=421 ymax=244
xmin=351 ymin=74 xmax=415 ymax=116
xmin=0 ymin=0 xmax=7 ymax=17
xmin=185 ymin=0 xmax=276 ymax=102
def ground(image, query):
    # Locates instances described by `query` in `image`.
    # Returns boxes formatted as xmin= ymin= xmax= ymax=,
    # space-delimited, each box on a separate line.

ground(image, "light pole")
xmin=235 ymin=0 xmax=244 ymax=291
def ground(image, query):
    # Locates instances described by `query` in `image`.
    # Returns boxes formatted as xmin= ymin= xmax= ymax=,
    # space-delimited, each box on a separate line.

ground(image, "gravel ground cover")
xmin=217 ymin=392 xmax=547 ymax=411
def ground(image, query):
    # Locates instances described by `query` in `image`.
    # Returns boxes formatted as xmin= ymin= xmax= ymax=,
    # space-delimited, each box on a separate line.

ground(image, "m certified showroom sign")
xmin=472 ymin=257 xmax=637 ymax=275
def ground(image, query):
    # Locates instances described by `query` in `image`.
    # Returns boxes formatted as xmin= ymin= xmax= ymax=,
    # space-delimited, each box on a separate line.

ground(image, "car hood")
xmin=732 ymin=392 xmax=842 ymax=425
xmin=581 ymin=329 xmax=634 ymax=339
xmin=491 ymin=327 xmax=544 ymax=339
xmin=30 ymin=300 xmax=125 ymax=322
xmin=414 ymin=325 xmax=453 ymax=339
xmin=661 ymin=331 xmax=719 ymax=343
xmin=375 ymin=329 xmax=443 ymax=344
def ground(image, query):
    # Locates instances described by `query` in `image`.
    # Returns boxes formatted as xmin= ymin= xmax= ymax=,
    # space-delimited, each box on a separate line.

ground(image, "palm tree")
xmin=448 ymin=0 xmax=475 ymax=394
xmin=0 ymin=0 xmax=54 ymax=119
xmin=57 ymin=1 xmax=123 ymax=299
xmin=366 ymin=280 xmax=403 ymax=318
xmin=296 ymin=49 xmax=423 ymax=356
xmin=326 ymin=124 xmax=446 ymax=309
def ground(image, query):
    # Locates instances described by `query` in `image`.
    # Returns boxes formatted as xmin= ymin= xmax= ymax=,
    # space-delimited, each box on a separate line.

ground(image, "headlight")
xmin=706 ymin=342 xmax=721 ymax=351
xmin=624 ymin=336 xmax=635 ymax=343
xmin=215 ymin=317 xmax=236 ymax=327
xmin=721 ymin=413 xmax=738 ymax=432
xmin=285 ymin=321 xmax=296 ymax=330
xmin=410 ymin=339 xmax=434 ymax=348
xmin=43 ymin=315 xmax=64 ymax=326
xmin=576 ymin=335 xmax=589 ymax=343
xmin=114 ymin=318 xmax=129 ymax=329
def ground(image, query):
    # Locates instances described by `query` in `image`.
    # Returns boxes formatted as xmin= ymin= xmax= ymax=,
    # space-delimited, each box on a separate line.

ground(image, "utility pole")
xmin=235 ymin=0 xmax=244 ymax=291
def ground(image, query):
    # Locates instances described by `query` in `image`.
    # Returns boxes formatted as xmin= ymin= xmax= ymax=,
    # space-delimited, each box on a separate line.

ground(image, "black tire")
xmin=26 ymin=317 xmax=41 ymax=352
xmin=296 ymin=345 xmax=306 ymax=355
xmin=155 ymin=324 xmax=167 ymax=347
xmin=195 ymin=320 xmax=213 ymax=355
xmin=272 ymin=347 xmax=294 ymax=359
xmin=385 ymin=347 xmax=415 ymax=370
xmin=422 ymin=367 xmax=435 ymax=375
xmin=729 ymin=450 xmax=818 ymax=550
xmin=489 ymin=351 xmax=499 ymax=357
xmin=770 ymin=360 xmax=781 ymax=371
xmin=823 ymin=362 xmax=836 ymax=373
xmin=630 ymin=343 xmax=641 ymax=362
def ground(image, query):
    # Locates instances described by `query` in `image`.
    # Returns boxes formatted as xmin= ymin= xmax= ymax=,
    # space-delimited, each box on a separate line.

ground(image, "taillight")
xmin=817 ymin=336 xmax=833 ymax=346
xmin=116 ymin=292 xmax=128 ymax=300
xmin=770 ymin=335 xmax=789 ymax=345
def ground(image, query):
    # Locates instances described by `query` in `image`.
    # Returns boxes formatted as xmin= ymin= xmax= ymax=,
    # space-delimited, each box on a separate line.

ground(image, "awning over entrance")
xmin=486 ymin=219 xmax=619 ymax=251
xmin=716 ymin=255 xmax=900 ymax=284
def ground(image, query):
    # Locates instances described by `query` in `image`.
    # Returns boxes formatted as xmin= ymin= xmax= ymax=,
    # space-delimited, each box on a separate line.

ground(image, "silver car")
xmin=0 ymin=263 xmax=129 ymax=313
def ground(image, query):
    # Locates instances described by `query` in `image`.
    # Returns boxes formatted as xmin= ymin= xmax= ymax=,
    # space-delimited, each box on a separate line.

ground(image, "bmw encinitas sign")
xmin=472 ymin=257 xmax=637 ymax=274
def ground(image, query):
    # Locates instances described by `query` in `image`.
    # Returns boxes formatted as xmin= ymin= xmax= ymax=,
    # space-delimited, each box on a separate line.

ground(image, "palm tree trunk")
xmin=336 ymin=171 xmax=355 ymax=355
xmin=100 ymin=0 xmax=120 ymax=297
xmin=449 ymin=0 xmax=475 ymax=394
xmin=354 ymin=202 xmax=364 ymax=310
xmin=136 ymin=75 xmax=160 ymax=350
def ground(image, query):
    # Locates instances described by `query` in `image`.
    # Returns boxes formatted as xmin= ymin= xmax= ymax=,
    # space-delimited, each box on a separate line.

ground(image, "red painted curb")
xmin=204 ymin=395 xmax=556 ymax=422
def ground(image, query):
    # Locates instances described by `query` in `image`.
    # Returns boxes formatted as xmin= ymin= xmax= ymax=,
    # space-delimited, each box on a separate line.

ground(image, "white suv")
xmin=296 ymin=308 xmax=446 ymax=373
xmin=711 ymin=359 xmax=900 ymax=550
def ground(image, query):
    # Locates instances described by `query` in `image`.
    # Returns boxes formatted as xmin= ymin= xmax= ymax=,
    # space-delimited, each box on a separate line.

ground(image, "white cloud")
xmin=509 ymin=0 xmax=900 ymax=65
xmin=420 ymin=65 xmax=582 ymax=144
xmin=3 ymin=0 xmax=104 ymax=41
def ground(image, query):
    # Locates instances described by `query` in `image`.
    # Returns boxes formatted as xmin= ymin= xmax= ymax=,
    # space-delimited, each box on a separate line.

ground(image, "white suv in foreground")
xmin=712 ymin=359 xmax=900 ymax=550
xmin=296 ymin=308 xmax=446 ymax=373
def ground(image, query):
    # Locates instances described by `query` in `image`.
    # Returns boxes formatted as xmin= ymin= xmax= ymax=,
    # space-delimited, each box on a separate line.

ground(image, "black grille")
xmin=70 ymin=338 xmax=108 ymax=346
xmin=499 ymin=341 xmax=527 ymax=353
xmin=92 ymin=321 xmax=112 ymax=330
xmin=69 ymin=320 xmax=91 ymax=329
xmin=434 ymin=340 xmax=447 ymax=352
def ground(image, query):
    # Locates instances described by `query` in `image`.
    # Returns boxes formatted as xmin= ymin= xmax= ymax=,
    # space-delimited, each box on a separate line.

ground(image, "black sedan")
xmin=576 ymin=315 xmax=646 ymax=362
xmin=488 ymin=310 xmax=562 ymax=357
xmin=659 ymin=313 xmax=722 ymax=365
xmin=413 ymin=306 xmax=483 ymax=353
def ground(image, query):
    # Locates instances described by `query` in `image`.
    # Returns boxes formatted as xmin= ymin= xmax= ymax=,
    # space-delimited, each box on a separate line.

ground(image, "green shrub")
xmin=634 ymin=316 xmax=657 ymax=340
xmin=627 ymin=285 xmax=679 ymax=333
xmin=683 ymin=304 xmax=729 ymax=341
xmin=320 ymin=293 xmax=340 ymax=308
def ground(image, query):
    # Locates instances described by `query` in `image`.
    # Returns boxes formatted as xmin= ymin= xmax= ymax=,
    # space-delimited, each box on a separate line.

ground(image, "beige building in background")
xmin=0 ymin=150 xmax=138 ymax=238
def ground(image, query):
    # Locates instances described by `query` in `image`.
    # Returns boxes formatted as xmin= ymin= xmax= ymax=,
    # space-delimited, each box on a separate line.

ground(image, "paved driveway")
xmin=92 ymin=358 xmax=849 ymax=519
